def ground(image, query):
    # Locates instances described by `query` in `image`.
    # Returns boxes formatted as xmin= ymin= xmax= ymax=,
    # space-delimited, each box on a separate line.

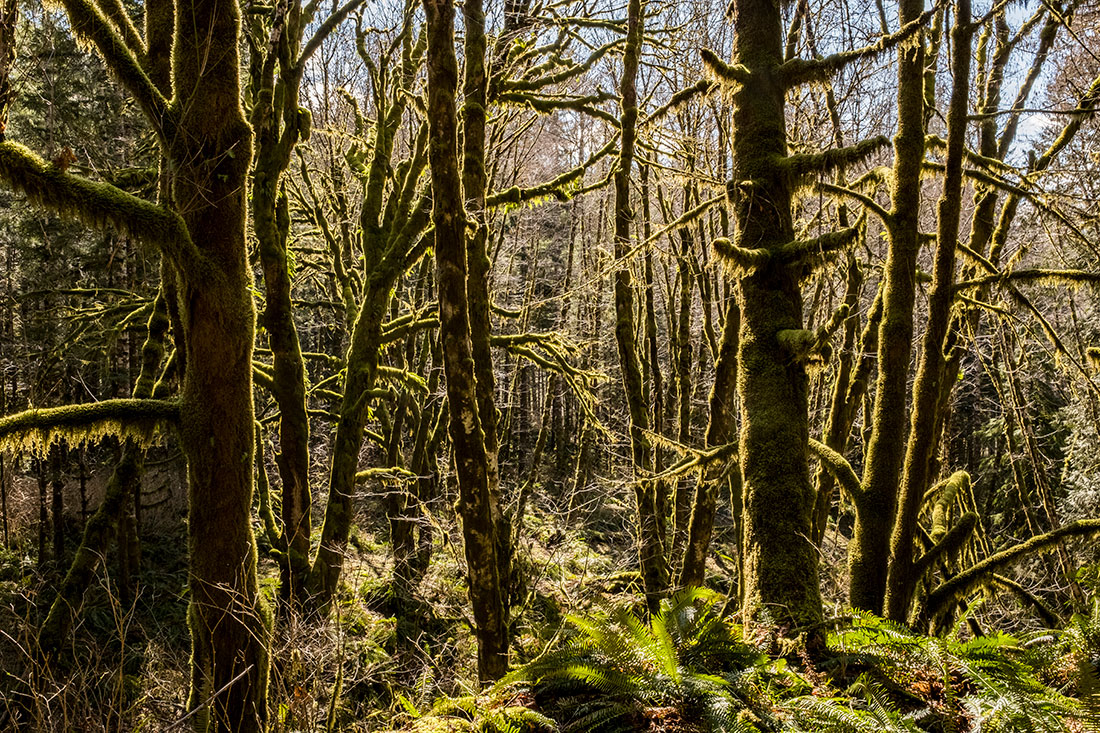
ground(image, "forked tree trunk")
xmin=885 ymin=0 xmax=972 ymax=622
xmin=850 ymin=0 xmax=927 ymax=613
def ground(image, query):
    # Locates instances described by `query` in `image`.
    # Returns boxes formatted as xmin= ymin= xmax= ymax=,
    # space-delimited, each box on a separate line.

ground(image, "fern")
xmin=507 ymin=587 xmax=782 ymax=731
xmin=823 ymin=611 xmax=1100 ymax=732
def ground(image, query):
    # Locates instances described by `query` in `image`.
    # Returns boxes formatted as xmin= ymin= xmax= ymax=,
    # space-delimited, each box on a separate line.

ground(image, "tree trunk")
xmin=885 ymin=0 xmax=972 ymax=622
xmin=723 ymin=0 xmax=823 ymax=633
xmin=423 ymin=0 xmax=508 ymax=682
xmin=613 ymin=0 xmax=667 ymax=612
xmin=850 ymin=0 xmax=927 ymax=613
xmin=170 ymin=0 xmax=270 ymax=725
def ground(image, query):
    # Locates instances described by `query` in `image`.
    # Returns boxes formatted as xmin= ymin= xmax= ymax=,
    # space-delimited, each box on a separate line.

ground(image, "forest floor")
xmin=1 ymin=466 xmax=1097 ymax=732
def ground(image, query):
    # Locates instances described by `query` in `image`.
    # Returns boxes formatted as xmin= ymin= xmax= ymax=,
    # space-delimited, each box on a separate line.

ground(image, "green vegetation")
xmin=1 ymin=0 xmax=1100 ymax=729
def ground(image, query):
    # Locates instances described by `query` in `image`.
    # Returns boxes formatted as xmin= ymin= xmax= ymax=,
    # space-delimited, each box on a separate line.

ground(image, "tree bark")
xmin=423 ymin=0 xmax=508 ymax=682
xmin=885 ymin=0 xmax=972 ymax=622
xmin=722 ymin=0 xmax=823 ymax=632
xmin=612 ymin=0 xmax=667 ymax=612
xmin=850 ymin=0 xmax=927 ymax=613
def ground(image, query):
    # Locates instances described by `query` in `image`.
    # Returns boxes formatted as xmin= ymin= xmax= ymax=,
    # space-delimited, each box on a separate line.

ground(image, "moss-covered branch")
xmin=700 ymin=47 xmax=751 ymax=86
xmin=354 ymin=466 xmax=416 ymax=483
xmin=781 ymin=136 xmax=890 ymax=180
xmin=991 ymin=574 xmax=1060 ymax=628
xmin=0 ymin=399 xmax=179 ymax=455
xmin=641 ymin=79 xmax=715 ymax=128
xmin=55 ymin=0 xmax=172 ymax=136
xmin=777 ymin=220 xmax=863 ymax=265
xmin=298 ymin=0 xmax=366 ymax=66
xmin=712 ymin=236 xmax=770 ymax=270
xmin=930 ymin=472 xmax=967 ymax=538
xmin=808 ymin=438 xmax=861 ymax=500
xmin=778 ymin=8 xmax=937 ymax=88
xmin=486 ymin=138 xmax=616 ymax=207
xmin=920 ymin=519 xmax=1100 ymax=624
xmin=499 ymin=38 xmax=621 ymax=93
xmin=912 ymin=512 xmax=976 ymax=579
xmin=815 ymin=181 xmax=893 ymax=226
xmin=0 ymin=142 xmax=203 ymax=275
xmin=955 ymin=268 xmax=1100 ymax=291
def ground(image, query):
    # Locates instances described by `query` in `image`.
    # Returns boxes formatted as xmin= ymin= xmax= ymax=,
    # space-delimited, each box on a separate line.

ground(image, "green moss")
xmin=0 ymin=142 xmax=201 ymax=273
xmin=0 ymin=399 xmax=179 ymax=457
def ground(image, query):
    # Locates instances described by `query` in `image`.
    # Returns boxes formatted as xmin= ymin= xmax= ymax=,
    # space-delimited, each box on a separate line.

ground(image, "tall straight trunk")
xmin=462 ymin=0 xmax=510 ymax=613
xmin=724 ymin=0 xmax=822 ymax=632
xmin=423 ymin=0 xmax=508 ymax=682
xmin=169 ymin=0 xmax=270 ymax=725
xmin=51 ymin=444 xmax=64 ymax=562
xmin=671 ymin=183 xmax=695 ymax=568
xmin=640 ymin=165 xmax=670 ymax=553
xmin=613 ymin=0 xmax=666 ymax=612
xmin=850 ymin=0 xmax=927 ymax=613
xmin=680 ymin=294 xmax=739 ymax=587
xmin=37 ymin=457 xmax=48 ymax=567
xmin=885 ymin=0 xmax=972 ymax=622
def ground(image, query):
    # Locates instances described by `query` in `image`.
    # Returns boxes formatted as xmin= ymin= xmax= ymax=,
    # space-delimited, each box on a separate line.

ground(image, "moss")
xmin=699 ymin=47 xmax=751 ymax=86
xmin=919 ymin=518 xmax=1100 ymax=626
xmin=780 ymin=136 xmax=890 ymax=182
xmin=0 ymin=142 xmax=200 ymax=274
xmin=777 ymin=8 xmax=935 ymax=87
xmin=929 ymin=471 xmax=969 ymax=542
xmin=0 ymin=398 xmax=179 ymax=456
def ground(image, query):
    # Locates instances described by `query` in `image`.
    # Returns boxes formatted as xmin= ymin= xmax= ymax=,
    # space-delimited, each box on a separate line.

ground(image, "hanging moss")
xmin=777 ymin=8 xmax=936 ymax=87
xmin=712 ymin=237 xmax=770 ymax=271
xmin=699 ymin=47 xmax=751 ymax=86
xmin=0 ymin=142 xmax=200 ymax=273
xmin=0 ymin=399 xmax=179 ymax=456
xmin=781 ymin=136 xmax=890 ymax=182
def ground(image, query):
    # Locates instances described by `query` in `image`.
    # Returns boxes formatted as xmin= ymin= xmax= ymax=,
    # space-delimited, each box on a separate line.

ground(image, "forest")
xmin=1 ymin=0 xmax=1100 ymax=728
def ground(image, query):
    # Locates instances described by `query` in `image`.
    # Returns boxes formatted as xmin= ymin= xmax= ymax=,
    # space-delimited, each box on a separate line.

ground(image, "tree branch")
xmin=921 ymin=519 xmax=1100 ymax=624
xmin=0 ymin=142 xmax=204 ymax=275
xmin=808 ymin=438 xmax=862 ymax=500
xmin=778 ymin=8 xmax=937 ymax=88
xmin=56 ymin=0 xmax=172 ymax=137
xmin=0 ymin=399 xmax=179 ymax=455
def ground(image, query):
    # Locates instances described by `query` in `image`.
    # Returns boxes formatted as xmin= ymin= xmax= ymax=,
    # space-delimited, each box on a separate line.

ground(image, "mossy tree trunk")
xmin=423 ymin=0 xmax=508 ymax=683
xmin=719 ymin=0 xmax=823 ymax=633
xmin=248 ymin=1 xmax=312 ymax=607
xmin=305 ymin=24 xmax=430 ymax=614
xmin=168 ymin=0 xmax=271 ymax=724
xmin=247 ymin=0 xmax=359 ymax=608
xmin=461 ymin=0 xmax=511 ymax=627
xmin=0 ymin=0 xmax=273 ymax=722
xmin=612 ymin=0 xmax=668 ymax=612
xmin=884 ymin=0 xmax=972 ymax=622
xmin=850 ymin=0 xmax=927 ymax=613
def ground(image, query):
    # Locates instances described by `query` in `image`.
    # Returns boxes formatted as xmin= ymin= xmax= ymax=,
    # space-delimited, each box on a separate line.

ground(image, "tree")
xmin=0 ymin=0 xmax=270 ymax=726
